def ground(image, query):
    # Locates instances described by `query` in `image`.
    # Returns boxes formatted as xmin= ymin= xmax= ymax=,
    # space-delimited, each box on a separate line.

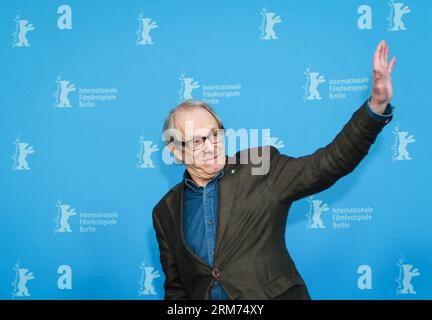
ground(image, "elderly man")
xmin=152 ymin=40 xmax=396 ymax=300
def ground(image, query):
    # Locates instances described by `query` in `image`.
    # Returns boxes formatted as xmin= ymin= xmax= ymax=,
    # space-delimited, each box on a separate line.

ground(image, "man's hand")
xmin=370 ymin=40 xmax=396 ymax=114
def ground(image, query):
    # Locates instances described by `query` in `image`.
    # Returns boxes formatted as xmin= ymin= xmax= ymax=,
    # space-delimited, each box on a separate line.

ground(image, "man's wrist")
xmin=366 ymin=97 xmax=394 ymax=123
xmin=369 ymin=97 xmax=389 ymax=114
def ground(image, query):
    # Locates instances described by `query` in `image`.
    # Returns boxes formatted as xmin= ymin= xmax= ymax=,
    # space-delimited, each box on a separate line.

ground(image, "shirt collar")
xmin=183 ymin=168 xmax=225 ymax=192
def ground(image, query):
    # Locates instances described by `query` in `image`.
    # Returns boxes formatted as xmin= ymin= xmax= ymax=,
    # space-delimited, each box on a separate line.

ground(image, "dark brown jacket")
xmin=152 ymin=100 xmax=392 ymax=299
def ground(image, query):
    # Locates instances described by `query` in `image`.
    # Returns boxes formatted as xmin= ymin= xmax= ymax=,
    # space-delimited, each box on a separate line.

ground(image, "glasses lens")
xmin=186 ymin=129 xmax=225 ymax=151
xmin=191 ymin=137 xmax=205 ymax=150
xmin=210 ymin=129 xmax=224 ymax=143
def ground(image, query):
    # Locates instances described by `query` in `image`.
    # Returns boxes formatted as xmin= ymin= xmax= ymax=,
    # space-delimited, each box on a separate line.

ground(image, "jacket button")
xmin=212 ymin=269 xmax=221 ymax=278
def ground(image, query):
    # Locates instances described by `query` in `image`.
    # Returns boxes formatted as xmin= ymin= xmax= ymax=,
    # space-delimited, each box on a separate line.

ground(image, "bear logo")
xmin=56 ymin=202 xmax=77 ymax=232
xmin=137 ymin=16 xmax=158 ymax=45
xmin=13 ymin=140 xmax=35 ymax=171
xmin=392 ymin=127 xmax=415 ymax=161
xmin=56 ymin=80 xmax=76 ymax=108
xmin=305 ymin=71 xmax=326 ymax=100
xmin=13 ymin=18 xmax=35 ymax=47
xmin=308 ymin=199 xmax=329 ymax=229
xmin=15 ymin=268 xmax=35 ymax=297
xmin=389 ymin=2 xmax=411 ymax=31
xmin=400 ymin=264 xmax=420 ymax=294
xmin=260 ymin=9 xmax=282 ymax=40
xmin=143 ymin=267 xmax=160 ymax=295
xmin=137 ymin=137 xmax=159 ymax=169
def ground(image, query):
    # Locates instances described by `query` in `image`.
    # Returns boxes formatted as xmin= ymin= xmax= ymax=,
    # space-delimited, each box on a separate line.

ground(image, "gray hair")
xmin=163 ymin=100 xmax=224 ymax=144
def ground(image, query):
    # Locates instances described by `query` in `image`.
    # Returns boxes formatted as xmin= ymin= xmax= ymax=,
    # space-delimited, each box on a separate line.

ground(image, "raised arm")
xmin=266 ymin=41 xmax=396 ymax=203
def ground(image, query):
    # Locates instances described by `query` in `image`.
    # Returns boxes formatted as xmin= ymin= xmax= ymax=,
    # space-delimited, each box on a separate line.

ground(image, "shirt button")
xmin=207 ymin=219 xmax=212 ymax=225
xmin=212 ymin=269 xmax=221 ymax=278
xmin=207 ymin=192 xmax=211 ymax=197
xmin=211 ymin=250 xmax=215 ymax=255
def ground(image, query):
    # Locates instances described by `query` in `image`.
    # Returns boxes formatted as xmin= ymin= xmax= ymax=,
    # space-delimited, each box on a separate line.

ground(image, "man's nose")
xmin=203 ymin=137 xmax=214 ymax=153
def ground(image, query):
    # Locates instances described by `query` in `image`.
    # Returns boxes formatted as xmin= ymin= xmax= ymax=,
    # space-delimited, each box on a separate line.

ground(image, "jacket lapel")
xmin=165 ymin=182 xmax=211 ymax=268
xmin=214 ymin=160 xmax=240 ymax=258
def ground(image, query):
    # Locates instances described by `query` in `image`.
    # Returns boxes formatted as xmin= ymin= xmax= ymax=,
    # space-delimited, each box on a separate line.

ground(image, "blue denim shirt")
xmin=183 ymin=169 xmax=228 ymax=300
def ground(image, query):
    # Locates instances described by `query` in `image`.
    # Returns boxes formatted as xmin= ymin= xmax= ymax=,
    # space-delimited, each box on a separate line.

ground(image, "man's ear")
xmin=166 ymin=143 xmax=183 ymax=164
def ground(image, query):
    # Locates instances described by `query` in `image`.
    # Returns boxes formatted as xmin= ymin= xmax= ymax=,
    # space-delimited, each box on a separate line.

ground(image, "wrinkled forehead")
xmin=174 ymin=106 xmax=219 ymax=139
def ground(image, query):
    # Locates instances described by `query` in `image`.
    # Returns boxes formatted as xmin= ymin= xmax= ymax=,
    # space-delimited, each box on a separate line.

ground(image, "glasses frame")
xmin=165 ymin=127 xmax=225 ymax=152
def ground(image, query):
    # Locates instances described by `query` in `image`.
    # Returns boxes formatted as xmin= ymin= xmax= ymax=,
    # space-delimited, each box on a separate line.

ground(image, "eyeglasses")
xmin=167 ymin=128 xmax=225 ymax=151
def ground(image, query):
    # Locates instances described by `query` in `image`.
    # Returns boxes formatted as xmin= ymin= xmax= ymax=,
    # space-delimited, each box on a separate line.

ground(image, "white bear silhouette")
xmin=390 ymin=3 xmax=410 ymax=31
xmin=137 ymin=18 xmax=158 ymax=45
xmin=15 ymin=268 xmax=35 ymax=297
xmin=262 ymin=12 xmax=282 ymax=40
xmin=15 ymin=19 xmax=34 ymax=47
xmin=138 ymin=139 xmax=159 ymax=168
xmin=15 ymin=142 xmax=35 ymax=170
xmin=310 ymin=199 xmax=329 ymax=229
xmin=57 ymin=204 xmax=76 ymax=232
xmin=143 ymin=267 xmax=160 ymax=295
xmin=400 ymin=264 xmax=420 ymax=294
xmin=57 ymin=80 xmax=76 ymax=108
xmin=306 ymin=72 xmax=326 ymax=100
xmin=182 ymin=77 xmax=200 ymax=100
xmin=395 ymin=131 xmax=415 ymax=160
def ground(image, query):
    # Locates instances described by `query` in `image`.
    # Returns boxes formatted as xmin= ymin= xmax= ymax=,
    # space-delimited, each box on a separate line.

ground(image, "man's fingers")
xmin=388 ymin=57 xmax=396 ymax=74
xmin=381 ymin=41 xmax=387 ymax=64
xmin=380 ymin=40 xmax=385 ymax=61
xmin=374 ymin=40 xmax=383 ymax=65
xmin=384 ymin=42 xmax=389 ymax=64
xmin=373 ymin=40 xmax=396 ymax=75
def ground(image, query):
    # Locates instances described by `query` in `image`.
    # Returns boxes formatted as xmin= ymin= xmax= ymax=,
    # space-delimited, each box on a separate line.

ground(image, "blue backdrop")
xmin=1 ymin=0 xmax=430 ymax=299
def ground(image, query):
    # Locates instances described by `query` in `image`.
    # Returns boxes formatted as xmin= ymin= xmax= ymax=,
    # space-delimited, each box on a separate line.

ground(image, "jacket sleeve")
xmin=152 ymin=207 xmax=190 ymax=300
xmin=265 ymin=99 xmax=392 ymax=203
